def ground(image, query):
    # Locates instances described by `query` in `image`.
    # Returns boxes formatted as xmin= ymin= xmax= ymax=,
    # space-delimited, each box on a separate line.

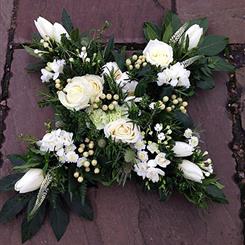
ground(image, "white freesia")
xmin=143 ymin=39 xmax=173 ymax=68
xmin=184 ymin=24 xmax=203 ymax=50
xmin=41 ymin=59 xmax=65 ymax=82
xmin=146 ymin=167 xmax=165 ymax=183
xmin=147 ymin=142 xmax=159 ymax=154
xmin=137 ymin=151 xmax=149 ymax=162
xmin=173 ymin=141 xmax=194 ymax=157
xmin=157 ymin=62 xmax=191 ymax=88
xmin=104 ymin=118 xmax=141 ymax=144
xmin=14 ymin=169 xmax=45 ymax=193
xmin=178 ymin=160 xmax=204 ymax=183
xmin=57 ymin=76 xmax=93 ymax=111
xmin=34 ymin=17 xmax=69 ymax=43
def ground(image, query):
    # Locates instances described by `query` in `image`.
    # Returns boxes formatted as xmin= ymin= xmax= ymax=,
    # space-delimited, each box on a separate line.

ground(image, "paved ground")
xmin=0 ymin=1 xmax=245 ymax=244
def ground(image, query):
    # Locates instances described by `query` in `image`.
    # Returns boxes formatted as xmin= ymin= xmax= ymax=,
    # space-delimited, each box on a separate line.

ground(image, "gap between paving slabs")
xmin=0 ymin=0 xmax=244 ymax=242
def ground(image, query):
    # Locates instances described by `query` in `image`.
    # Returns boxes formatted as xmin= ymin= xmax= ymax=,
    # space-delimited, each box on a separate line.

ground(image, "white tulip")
xmin=185 ymin=24 xmax=203 ymax=50
xmin=14 ymin=169 xmax=45 ymax=193
xmin=34 ymin=17 xmax=69 ymax=43
xmin=34 ymin=17 xmax=54 ymax=40
xmin=178 ymin=160 xmax=204 ymax=183
xmin=173 ymin=141 xmax=194 ymax=157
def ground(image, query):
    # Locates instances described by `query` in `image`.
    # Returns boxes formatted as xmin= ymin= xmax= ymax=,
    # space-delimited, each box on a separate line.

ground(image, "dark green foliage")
xmin=0 ymin=173 xmax=24 ymax=191
xmin=61 ymin=9 xmax=74 ymax=33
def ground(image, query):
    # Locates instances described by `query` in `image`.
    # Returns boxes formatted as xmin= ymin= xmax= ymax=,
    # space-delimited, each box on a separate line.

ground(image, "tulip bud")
xmin=14 ymin=168 xmax=44 ymax=193
xmin=53 ymin=22 xmax=69 ymax=43
xmin=34 ymin=17 xmax=54 ymax=40
xmin=185 ymin=24 xmax=203 ymax=50
xmin=178 ymin=160 xmax=204 ymax=183
xmin=173 ymin=141 xmax=194 ymax=157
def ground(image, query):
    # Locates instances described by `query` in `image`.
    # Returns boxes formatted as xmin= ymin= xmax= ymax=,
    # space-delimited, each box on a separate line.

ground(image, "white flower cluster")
xmin=157 ymin=62 xmax=191 ymax=89
xmin=37 ymin=129 xmax=79 ymax=163
xmin=41 ymin=59 xmax=65 ymax=83
xmin=134 ymin=139 xmax=170 ymax=183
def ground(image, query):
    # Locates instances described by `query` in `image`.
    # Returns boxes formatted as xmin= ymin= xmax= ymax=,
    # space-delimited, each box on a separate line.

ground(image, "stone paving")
xmin=0 ymin=1 xmax=245 ymax=244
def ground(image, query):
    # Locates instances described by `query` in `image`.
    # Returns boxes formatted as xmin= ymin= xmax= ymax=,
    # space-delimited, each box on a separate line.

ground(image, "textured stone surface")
xmin=176 ymin=0 xmax=245 ymax=43
xmin=14 ymin=0 xmax=171 ymax=44
xmin=0 ymin=0 xmax=13 ymax=83
xmin=0 ymin=50 xmax=242 ymax=245
xmin=236 ymin=67 xmax=245 ymax=130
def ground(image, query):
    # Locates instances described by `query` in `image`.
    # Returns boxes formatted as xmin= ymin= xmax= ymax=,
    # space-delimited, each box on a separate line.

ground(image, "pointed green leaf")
xmin=61 ymin=9 xmax=73 ymax=33
xmin=0 ymin=194 xmax=29 ymax=223
xmin=143 ymin=22 xmax=161 ymax=41
xmin=49 ymin=195 xmax=70 ymax=241
xmin=7 ymin=154 xmax=25 ymax=166
xmin=206 ymin=184 xmax=228 ymax=204
xmin=196 ymin=77 xmax=215 ymax=90
xmin=0 ymin=173 xmax=24 ymax=191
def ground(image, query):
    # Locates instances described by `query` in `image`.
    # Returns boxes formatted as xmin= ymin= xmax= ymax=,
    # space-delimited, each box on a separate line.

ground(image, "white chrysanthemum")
xmin=137 ymin=151 xmax=149 ymax=162
xmin=157 ymin=62 xmax=190 ymax=89
xmin=134 ymin=140 xmax=146 ymax=151
xmin=65 ymin=151 xmax=79 ymax=163
xmin=188 ymin=136 xmax=199 ymax=147
xmin=147 ymin=142 xmax=159 ymax=154
xmin=146 ymin=167 xmax=165 ymax=183
xmin=184 ymin=128 xmax=193 ymax=138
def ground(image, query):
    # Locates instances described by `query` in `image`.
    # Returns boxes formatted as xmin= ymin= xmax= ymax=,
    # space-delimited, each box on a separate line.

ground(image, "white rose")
xmin=104 ymin=118 xmax=141 ymax=144
xmin=14 ymin=169 xmax=45 ymax=193
xmin=178 ymin=160 xmax=204 ymax=183
xmin=185 ymin=24 xmax=203 ymax=50
xmin=83 ymin=74 xmax=104 ymax=102
xmin=184 ymin=128 xmax=193 ymax=138
xmin=34 ymin=17 xmax=69 ymax=43
xmin=57 ymin=76 xmax=93 ymax=111
xmin=173 ymin=141 xmax=194 ymax=157
xmin=188 ymin=136 xmax=199 ymax=147
xmin=143 ymin=39 xmax=173 ymax=68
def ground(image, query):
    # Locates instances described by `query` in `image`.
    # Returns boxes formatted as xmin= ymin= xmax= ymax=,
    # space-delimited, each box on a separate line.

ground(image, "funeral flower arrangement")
xmin=0 ymin=10 xmax=234 ymax=242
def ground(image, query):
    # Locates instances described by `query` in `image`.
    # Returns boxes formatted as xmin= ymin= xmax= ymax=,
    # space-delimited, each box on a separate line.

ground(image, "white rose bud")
xmin=185 ymin=24 xmax=203 ymax=50
xmin=178 ymin=160 xmax=204 ymax=183
xmin=173 ymin=141 xmax=194 ymax=157
xmin=143 ymin=39 xmax=173 ymax=68
xmin=14 ymin=169 xmax=45 ymax=193
xmin=104 ymin=118 xmax=141 ymax=144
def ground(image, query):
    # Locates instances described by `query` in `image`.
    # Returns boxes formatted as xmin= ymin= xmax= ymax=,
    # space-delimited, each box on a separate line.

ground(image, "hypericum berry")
xmin=102 ymin=105 xmax=108 ymax=111
xmin=113 ymin=94 xmax=119 ymax=100
xmin=108 ymin=104 xmax=114 ymax=110
xmin=106 ymin=94 xmax=112 ymax=100
xmin=91 ymin=159 xmax=98 ymax=166
xmin=129 ymin=65 xmax=133 ymax=70
xmin=73 ymin=172 xmax=79 ymax=178
xmin=182 ymin=101 xmax=188 ymax=107
xmin=88 ymin=150 xmax=94 ymax=156
xmin=94 ymin=168 xmax=100 ymax=174
xmin=83 ymin=161 xmax=90 ymax=167
xmin=83 ymin=152 xmax=89 ymax=157
xmin=132 ymin=55 xmax=138 ymax=60
xmin=173 ymin=99 xmax=179 ymax=105
xmin=77 ymin=176 xmax=84 ymax=183
xmin=100 ymin=93 xmax=106 ymax=99
xmin=126 ymin=59 xmax=131 ymax=65
xmin=135 ymin=64 xmax=140 ymax=69
xmin=162 ymin=96 xmax=169 ymax=102
xmin=171 ymin=94 xmax=177 ymax=100
xmin=166 ymin=107 xmax=172 ymax=112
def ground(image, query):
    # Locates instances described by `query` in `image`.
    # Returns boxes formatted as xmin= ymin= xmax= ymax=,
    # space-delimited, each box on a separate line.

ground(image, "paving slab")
xmin=0 ymin=0 xmax=14 ymax=83
xmin=0 ymin=49 xmax=242 ymax=244
xmin=176 ymin=0 xmax=245 ymax=43
xmin=14 ymin=0 xmax=171 ymax=44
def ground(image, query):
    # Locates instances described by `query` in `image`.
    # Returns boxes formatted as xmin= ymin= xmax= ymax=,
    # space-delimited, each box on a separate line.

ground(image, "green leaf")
xmin=7 ymin=154 xmax=25 ymax=166
xmin=0 ymin=173 xmax=24 ymax=191
xmin=64 ymin=193 xmax=93 ymax=220
xmin=49 ymin=194 xmax=70 ymax=241
xmin=103 ymin=36 xmax=114 ymax=61
xmin=0 ymin=194 xmax=29 ymax=223
xmin=23 ymin=45 xmax=40 ymax=58
xmin=143 ymin=22 xmax=161 ymax=41
xmin=162 ymin=11 xmax=181 ymax=42
xmin=206 ymin=184 xmax=228 ymax=204
xmin=21 ymin=198 xmax=46 ymax=243
xmin=198 ymin=35 xmax=228 ymax=56
xmin=26 ymin=62 xmax=45 ymax=73
xmin=61 ymin=9 xmax=73 ymax=33
xmin=208 ymin=56 xmax=235 ymax=72
xmin=135 ymin=81 xmax=148 ymax=97
xmin=196 ymin=77 xmax=215 ymax=90
xmin=112 ymin=48 xmax=126 ymax=71
xmin=173 ymin=111 xmax=194 ymax=129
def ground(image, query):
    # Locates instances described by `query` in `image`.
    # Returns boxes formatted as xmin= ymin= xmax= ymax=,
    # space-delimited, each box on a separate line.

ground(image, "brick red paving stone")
xmin=0 ymin=50 xmax=243 ymax=244
xmin=176 ymin=0 xmax=245 ymax=43
xmin=0 ymin=0 xmax=13 ymax=82
xmin=236 ymin=67 xmax=245 ymax=130
xmin=14 ymin=0 xmax=171 ymax=44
